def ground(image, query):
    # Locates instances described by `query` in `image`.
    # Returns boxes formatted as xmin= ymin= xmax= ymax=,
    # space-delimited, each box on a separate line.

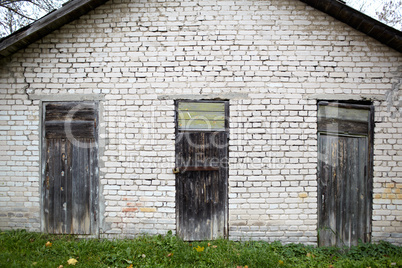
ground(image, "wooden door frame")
xmin=40 ymin=101 xmax=100 ymax=236
xmin=317 ymin=100 xmax=374 ymax=246
xmin=174 ymin=100 xmax=229 ymax=240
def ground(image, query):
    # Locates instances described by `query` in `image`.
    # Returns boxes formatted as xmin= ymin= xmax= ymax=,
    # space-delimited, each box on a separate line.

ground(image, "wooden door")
xmin=317 ymin=101 xmax=373 ymax=247
xmin=175 ymin=101 xmax=228 ymax=240
xmin=42 ymin=102 xmax=98 ymax=235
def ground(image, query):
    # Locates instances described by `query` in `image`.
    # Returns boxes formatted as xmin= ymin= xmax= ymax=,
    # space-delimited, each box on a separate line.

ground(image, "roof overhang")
xmin=0 ymin=0 xmax=401 ymax=59
xmin=0 ymin=0 xmax=109 ymax=59
xmin=300 ymin=0 xmax=402 ymax=52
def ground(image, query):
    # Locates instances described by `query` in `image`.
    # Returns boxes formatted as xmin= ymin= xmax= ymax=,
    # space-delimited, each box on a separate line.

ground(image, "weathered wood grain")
xmin=318 ymin=102 xmax=373 ymax=247
xmin=42 ymin=102 xmax=98 ymax=235
xmin=44 ymin=102 xmax=96 ymax=138
xmin=176 ymin=101 xmax=228 ymax=241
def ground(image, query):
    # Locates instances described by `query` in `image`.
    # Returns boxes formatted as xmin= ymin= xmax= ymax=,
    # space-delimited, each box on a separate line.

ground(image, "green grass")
xmin=0 ymin=230 xmax=401 ymax=268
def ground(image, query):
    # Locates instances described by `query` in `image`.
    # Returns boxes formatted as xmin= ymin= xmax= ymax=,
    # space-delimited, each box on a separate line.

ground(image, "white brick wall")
xmin=0 ymin=0 xmax=401 ymax=245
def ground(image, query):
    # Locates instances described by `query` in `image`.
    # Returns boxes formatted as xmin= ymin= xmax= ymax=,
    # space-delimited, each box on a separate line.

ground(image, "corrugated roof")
xmin=0 ymin=0 xmax=401 ymax=59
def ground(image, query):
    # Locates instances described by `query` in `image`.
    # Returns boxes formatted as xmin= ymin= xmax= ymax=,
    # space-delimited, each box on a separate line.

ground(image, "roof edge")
xmin=0 ymin=0 xmax=109 ymax=59
xmin=299 ymin=0 xmax=402 ymax=53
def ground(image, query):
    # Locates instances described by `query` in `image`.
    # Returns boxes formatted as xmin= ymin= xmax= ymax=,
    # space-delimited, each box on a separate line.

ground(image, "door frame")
xmin=317 ymin=100 xmax=374 ymax=246
xmin=174 ymin=99 xmax=229 ymax=240
xmin=40 ymin=101 xmax=100 ymax=236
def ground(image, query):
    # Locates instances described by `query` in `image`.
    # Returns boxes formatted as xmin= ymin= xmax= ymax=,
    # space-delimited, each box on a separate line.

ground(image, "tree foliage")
xmin=0 ymin=0 xmax=66 ymax=37
xmin=346 ymin=0 xmax=402 ymax=30
xmin=376 ymin=1 xmax=402 ymax=30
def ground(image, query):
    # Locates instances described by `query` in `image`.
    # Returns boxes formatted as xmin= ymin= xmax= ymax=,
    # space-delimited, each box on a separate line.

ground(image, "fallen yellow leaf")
xmin=45 ymin=241 xmax=52 ymax=247
xmin=67 ymin=258 xmax=78 ymax=265
xmin=194 ymin=245 xmax=205 ymax=252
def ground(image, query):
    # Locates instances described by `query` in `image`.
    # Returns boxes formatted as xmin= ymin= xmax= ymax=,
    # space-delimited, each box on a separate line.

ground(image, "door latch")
xmin=173 ymin=167 xmax=180 ymax=174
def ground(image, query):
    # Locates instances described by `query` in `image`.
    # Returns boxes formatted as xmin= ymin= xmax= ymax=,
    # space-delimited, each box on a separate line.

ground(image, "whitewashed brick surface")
xmin=0 ymin=0 xmax=401 ymax=245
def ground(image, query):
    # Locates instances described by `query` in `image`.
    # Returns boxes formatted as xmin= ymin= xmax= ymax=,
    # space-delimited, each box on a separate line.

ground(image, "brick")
xmin=0 ymin=0 xmax=400 ymax=246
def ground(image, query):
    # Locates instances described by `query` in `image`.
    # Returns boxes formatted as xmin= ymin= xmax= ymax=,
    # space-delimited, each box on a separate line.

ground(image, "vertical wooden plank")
xmin=186 ymin=133 xmax=195 ymax=240
xmin=78 ymin=139 xmax=85 ymax=234
xmin=48 ymin=139 xmax=55 ymax=233
xmin=212 ymin=133 xmax=219 ymax=238
xmin=335 ymin=136 xmax=343 ymax=247
xmin=187 ymin=170 xmax=196 ymax=240
xmin=77 ymin=139 xmax=85 ymax=234
xmin=53 ymin=139 xmax=62 ymax=233
xmin=94 ymin=136 xmax=100 ymax=234
xmin=318 ymin=134 xmax=332 ymax=246
xmin=357 ymin=138 xmax=368 ymax=243
xmin=355 ymin=138 xmax=362 ymax=245
xmin=44 ymin=139 xmax=51 ymax=233
xmin=84 ymin=139 xmax=91 ymax=234
xmin=201 ymin=133 xmax=210 ymax=240
xmin=186 ymin=171 xmax=194 ymax=240
xmin=344 ymin=137 xmax=350 ymax=247
xmin=66 ymin=140 xmax=73 ymax=234
xmin=193 ymin=134 xmax=202 ymax=240
xmin=175 ymin=133 xmax=183 ymax=238
xmin=77 ymin=138 xmax=91 ymax=234
xmin=89 ymin=139 xmax=96 ymax=235
xmin=366 ymin=106 xmax=374 ymax=243
xmin=325 ymin=135 xmax=332 ymax=246
xmin=176 ymin=133 xmax=187 ymax=239
xmin=343 ymin=137 xmax=352 ymax=247
xmin=328 ymin=136 xmax=337 ymax=246
xmin=60 ymin=139 xmax=67 ymax=234
xmin=350 ymin=137 xmax=359 ymax=246
xmin=214 ymin=132 xmax=228 ymax=239
xmin=71 ymin=138 xmax=80 ymax=234
xmin=348 ymin=137 xmax=355 ymax=247
xmin=317 ymin=134 xmax=324 ymax=246
xmin=320 ymin=135 xmax=339 ymax=246
xmin=199 ymin=171 xmax=208 ymax=240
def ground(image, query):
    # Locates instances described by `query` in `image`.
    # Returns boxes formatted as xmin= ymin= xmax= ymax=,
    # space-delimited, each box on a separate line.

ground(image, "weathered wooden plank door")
xmin=175 ymin=101 xmax=228 ymax=240
xmin=42 ymin=102 xmax=98 ymax=235
xmin=317 ymin=101 xmax=373 ymax=247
